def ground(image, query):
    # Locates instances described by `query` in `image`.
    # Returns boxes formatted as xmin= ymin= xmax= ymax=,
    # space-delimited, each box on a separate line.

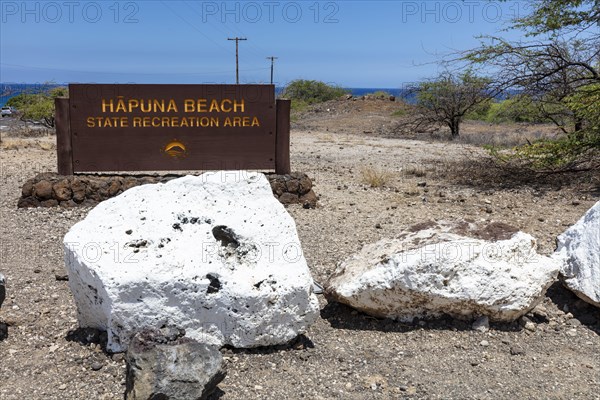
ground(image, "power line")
xmin=161 ymin=1 xmax=230 ymax=56
xmin=182 ymin=2 xmax=269 ymax=64
xmin=227 ymin=37 xmax=247 ymax=84
xmin=266 ymin=57 xmax=278 ymax=85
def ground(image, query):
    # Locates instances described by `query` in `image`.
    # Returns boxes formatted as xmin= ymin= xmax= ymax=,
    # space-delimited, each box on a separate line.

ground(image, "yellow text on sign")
xmin=86 ymin=116 xmax=261 ymax=128
xmin=183 ymin=99 xmax=245 ymax=113
xmin=100 ymin=97 xmax=246 ymax=113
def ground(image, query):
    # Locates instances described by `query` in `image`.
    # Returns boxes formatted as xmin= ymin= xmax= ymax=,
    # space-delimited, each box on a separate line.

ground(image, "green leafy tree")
xmin=414 ymin=70 xmax=491 ymax=138
xmin=464 ymin=98 xmax=493 ymax=121
xmin=367 ymin=90 xmax=393 ymax=99
xmin=475 ymin=95 xmax=566 ymax=124
xmin=281 ymin=80 xmax=348 ymax=110
xmin=6 ymin=85 xmax=67 ymax=128
xmin=462 ymin=0 xmax=600 ymax=168
xmin=465 ymin=39 xmax=597 ymax=130
xmin=565 ymin=83 xmax=600 ymax=144
xmin=6 ymin=93 xmax=33 ymax=110
xmin=511 ymin=0 xmax=600 ymax=36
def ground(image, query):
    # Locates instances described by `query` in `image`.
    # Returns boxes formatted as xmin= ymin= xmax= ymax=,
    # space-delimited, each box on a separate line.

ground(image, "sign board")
xmin=55 ymin=84 xmax=290 ymax=174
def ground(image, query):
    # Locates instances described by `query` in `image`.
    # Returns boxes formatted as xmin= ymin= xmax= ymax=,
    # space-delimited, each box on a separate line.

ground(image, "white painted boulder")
xmin=326 ymin=222 xmax=560 ymax=322
xmin=64 ymin=172 xmax=319 ymax=352
xmin=554 ymin=201 xmax=600 ymax=308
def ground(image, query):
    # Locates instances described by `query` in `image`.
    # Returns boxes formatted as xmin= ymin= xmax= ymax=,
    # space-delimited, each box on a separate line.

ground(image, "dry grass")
xmin=39 ymin=141 xmax=55 ymax=151
xmin=429 ymin=121 xmax=564 ymax=148
xmin=1 ymin=138 xmax=55 ymax=151
xmin=8 ymin=125 xmax=53 ymax=138
xmin=361 ymin=166 xmax=394 ymax=188
xmin=314 ymin=133 xmax=336 ymax=143
xmin=389 ymin=121 xmax=564 ymax=149
xmin=425 ymin=153 xmax=600 ymax=192
xmin=402 ymin=165 xmax=428 ymax=178
xmin=391 ymin=109 xmax=408 ymax=117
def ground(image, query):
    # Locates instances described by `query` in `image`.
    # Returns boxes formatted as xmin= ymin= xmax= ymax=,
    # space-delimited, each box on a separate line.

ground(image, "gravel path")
xmin=0 ymin=126 xmax=599 ymax=399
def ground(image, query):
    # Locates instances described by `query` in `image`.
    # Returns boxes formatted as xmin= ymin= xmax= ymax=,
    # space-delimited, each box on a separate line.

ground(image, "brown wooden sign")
xmin=55 ymin=84 xmax=290 ymax=174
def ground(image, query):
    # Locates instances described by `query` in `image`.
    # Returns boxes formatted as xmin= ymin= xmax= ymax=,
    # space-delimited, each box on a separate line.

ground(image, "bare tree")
xmin=411 ymin=70 xmax=492 ymax=139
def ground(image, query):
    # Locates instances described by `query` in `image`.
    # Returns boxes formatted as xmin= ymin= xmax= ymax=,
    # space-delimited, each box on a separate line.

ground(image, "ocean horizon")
xmin=0 ymin=83 xmax=415 ymax=108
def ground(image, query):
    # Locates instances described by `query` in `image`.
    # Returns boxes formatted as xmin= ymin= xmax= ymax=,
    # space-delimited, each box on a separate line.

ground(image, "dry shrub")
xmin=456 ymin=129 xmax=559 ymax=148
xmin=11 ymin=124 xmax=53 ymax=138
xmin=1 ymin=140 xmax=21 ymax=150
xmin=402 ymin=165 xmax=428 ymax=177
xmin=395 ymin=120 xmax=562 ymax=148
xmin=361 ymin=166 xmax=394 ymax=188
xmin=39 ymin=141 xmax=55 ymax=150
xmin=1 ymin=138 xmax=55 ymax=151
xmin=431 ymin=154 xmax=600 ymax=191
xmin=433 ymin=121 xmax=561 ymax=148
xmin=315 ymin=133 xmax=335 ymax=143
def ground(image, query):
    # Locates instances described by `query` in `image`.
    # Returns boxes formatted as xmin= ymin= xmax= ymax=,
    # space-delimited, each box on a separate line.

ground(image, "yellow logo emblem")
xmin=164 ymin=140 xmax=187 ymax=159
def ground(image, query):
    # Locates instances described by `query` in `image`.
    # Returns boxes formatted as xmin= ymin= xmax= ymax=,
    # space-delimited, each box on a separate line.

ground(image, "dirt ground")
xmin=0 ymin=103 xmax=599 ymax=399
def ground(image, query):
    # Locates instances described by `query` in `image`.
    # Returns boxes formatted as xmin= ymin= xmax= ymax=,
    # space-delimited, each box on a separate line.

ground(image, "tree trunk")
xmin=449 ymin=119 xmax=460 ymax=139
xmin=570 ymin=116 xmax=586 ymax=140
xmin=43 ymin=116 xmax=55 ymax=129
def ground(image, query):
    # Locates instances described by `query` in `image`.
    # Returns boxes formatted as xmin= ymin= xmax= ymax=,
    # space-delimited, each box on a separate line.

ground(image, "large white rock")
xmin=326 ymin=225 xmax=559 ymax=322
xmin=64 ymin=172 xmax=319 ymax=352
xmin=554 ymin=200 xmax=600 ymax=307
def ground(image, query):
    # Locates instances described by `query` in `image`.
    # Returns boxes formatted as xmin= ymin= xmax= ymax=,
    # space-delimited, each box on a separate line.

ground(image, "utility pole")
xmin=266 ymin=56 xmax=278 ymax=85
xmin=227 ymin=37 xmax=247 ymax=84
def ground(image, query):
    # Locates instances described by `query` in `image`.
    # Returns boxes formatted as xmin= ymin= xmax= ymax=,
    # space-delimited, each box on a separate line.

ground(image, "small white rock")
xmin=524 ymin=321 xmax=536 ymax=332
xmin=472 ymin=316 xmax=490 ymax=332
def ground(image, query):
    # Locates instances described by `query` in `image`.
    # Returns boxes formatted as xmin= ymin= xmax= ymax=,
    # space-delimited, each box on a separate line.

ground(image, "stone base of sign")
xmin=18 ymin=172 xmax=317 ymax=209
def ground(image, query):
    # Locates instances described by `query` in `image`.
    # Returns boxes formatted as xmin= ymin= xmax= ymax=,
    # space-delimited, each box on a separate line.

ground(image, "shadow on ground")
xmin=224 ymin=334 xmax=315 ymax=356
xmin=0 ymin=322 xmax=8 ymax=341
xmin=547 ymin=281 xmax=600 ymax=335
xmin=207 ymin=388 xmax=225 ymax=399
xmin=435 ymin=155 xmax=600 ymax=195
xmin=321 ymin=283 xmax=600 ymax=335
xmin=66 ymin=327 xmax=110 ymax=353
xmin=320 ymin=300 xmax=522 ymax=333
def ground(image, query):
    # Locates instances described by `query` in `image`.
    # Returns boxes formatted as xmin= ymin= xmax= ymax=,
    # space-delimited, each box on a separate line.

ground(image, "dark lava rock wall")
xmin=18 ymin=172 xmax=317 ymax=209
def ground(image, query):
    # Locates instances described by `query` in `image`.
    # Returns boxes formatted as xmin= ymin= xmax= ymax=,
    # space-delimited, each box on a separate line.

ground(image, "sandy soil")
xmin=0 ymin=106 xmax=599 ymax=399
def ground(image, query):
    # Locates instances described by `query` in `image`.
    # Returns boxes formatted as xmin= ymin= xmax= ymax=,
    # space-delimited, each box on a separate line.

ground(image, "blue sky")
xmin=0 ymin=1 xmax=531 ymax=87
